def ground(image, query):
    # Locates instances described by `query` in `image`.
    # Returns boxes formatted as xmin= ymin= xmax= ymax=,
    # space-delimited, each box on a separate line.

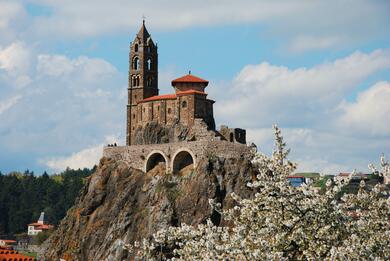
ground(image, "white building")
xmin=27 ymin=212 xmax=53 ymax=236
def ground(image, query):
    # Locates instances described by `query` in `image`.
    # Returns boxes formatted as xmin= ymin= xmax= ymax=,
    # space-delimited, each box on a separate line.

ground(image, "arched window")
xmin=133 ymin=57 xmax=140 ymax=70
xmin=147 ymin=58 xmax=152 ymax=70
xmin=136 ymin=76 xmax=140 ymax=86
xmin=134 ymin=43 xmax=139 ymax=52
xmin=182 ymin=101 xmax=187 ymax=108
xmin=146 ymin=77 xmax=153 ymax=87
xmin=132 ymin=77 xmax=137 ymax=87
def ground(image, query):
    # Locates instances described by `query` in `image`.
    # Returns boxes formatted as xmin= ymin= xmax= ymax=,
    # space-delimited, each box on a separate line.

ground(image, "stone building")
xmin=126 ymin=21 xmax=217 ymax=146
xmin=105 ymin=21 xmax=251 ymax=174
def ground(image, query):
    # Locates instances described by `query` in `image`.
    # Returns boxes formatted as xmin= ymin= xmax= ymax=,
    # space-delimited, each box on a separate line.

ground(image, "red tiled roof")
xmin=38 ymin=224 xmax=53 ymax=230
xmin=139 ymin=90 xmax=207 ymax=103
xmin=0 ymin=248 xmax=36 ymax=261
xmin=139 ymin=94 xmax=177 ymax=103
xmin=28 ymin=223 xmax=53 ymax=230
xmin=0 ymin=240 xmax=16 ymax=244
xmin=172 ymin=74 xmax=208 ymax=85
xmin=28 ymin=223 xmax=42 ymax=226
xmin=177 ymin=90 xmax=207 ymax=96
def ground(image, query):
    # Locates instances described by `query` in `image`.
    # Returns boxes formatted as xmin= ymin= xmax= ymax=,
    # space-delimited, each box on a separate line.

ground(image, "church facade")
xmin=104 ymin=22 xmax=250 ymax=174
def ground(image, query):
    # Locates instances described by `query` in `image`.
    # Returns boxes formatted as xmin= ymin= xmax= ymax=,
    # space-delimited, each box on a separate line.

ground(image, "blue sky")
xmin=0 ymin=0 xmax=389 ymax=174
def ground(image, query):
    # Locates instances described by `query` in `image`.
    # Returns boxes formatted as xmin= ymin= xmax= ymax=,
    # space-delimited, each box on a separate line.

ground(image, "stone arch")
xmin=145 ymin=150 xmax=169 ymax=173
xmin=171 ymin=148 xmax=196 ymax=174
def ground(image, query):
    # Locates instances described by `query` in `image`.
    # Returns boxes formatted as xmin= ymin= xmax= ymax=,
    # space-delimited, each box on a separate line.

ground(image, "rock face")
xmin=42 ymin=154 xmax=257 ymax=261
xmin=133 ymin=119 xmax=220 ymax=145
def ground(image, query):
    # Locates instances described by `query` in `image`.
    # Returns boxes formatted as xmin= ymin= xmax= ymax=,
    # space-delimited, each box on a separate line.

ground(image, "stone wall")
xmin=103 ymin=140 xmax=252 ymax=173
xmin=219 ymin=125 xmax=246 ymax=144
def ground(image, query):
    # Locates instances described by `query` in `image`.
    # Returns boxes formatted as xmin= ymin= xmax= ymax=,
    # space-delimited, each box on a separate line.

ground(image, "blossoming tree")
xmin=125 ymin=126 xmax=390 ymax=260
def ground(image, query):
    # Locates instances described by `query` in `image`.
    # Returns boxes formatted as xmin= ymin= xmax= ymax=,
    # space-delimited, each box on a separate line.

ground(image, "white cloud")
xmin=215 ymin=49 xmax=390 ymax=128
xmin=0 ymin=42 xmax=31 ymax=74
xmin=37 ymin=55 xmax=75 ymax=77
xmin=0 ymin=95 xmax=22 ymax=115
xmin=44 ymin=144 xmax=102 ymax=171
xmin=13 ymin=0 xmax=389 ymax=52
xmin=214 ymin=49 xmax=390 ymax=174
xmin=295 ymin=157 xmax=351 ymax=175
xmin=0 ymin=1 xmax=24 ymax=29
xmin=338 ymin=81 xmax=390 ymax=136
xmin=42 ymin=135 xmax=119 ymax=171
xmin=0 ymin=43 xmax=126 ymax=171
xmin=288 ymin=35 xmax=343 ymax=53
xmin=37 ymin=54 xmax=116 ymax=79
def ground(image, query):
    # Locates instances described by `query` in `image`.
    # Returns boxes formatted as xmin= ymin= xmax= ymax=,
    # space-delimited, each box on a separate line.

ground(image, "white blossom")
xmin=127 ymin=126 xmax=390 ymax=260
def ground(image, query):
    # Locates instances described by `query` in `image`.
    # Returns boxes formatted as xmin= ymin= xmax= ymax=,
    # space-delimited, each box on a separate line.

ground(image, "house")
xmin=335 ymin=172 xmax=370 ymax=184
xmin=27 ymin=212 xmax=53 ymax=236
xmin=287 ymin=176 xmax=306 ymax=187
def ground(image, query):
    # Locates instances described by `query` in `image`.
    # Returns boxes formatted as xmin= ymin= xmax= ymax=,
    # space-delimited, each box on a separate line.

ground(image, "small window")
xmin=182 ymin=101 xmax=187 ymax=108
xmin=133 ymin=57 xmax=140 ymax=70
xmin=168 ymin=108 xmax=172 ymax=114
xmin=157 ymin=106 xmax=160 ymax=111
xmin=147 ymin=58 xmax=152 ymax=70
xmin=134 ymin=44 xmax=139 ymax=52
xmin=132 ymin=114 xmax=135 ymax=119
xmin=146 ymin=77 xmax=153 ymax=87
xmin=134 ymin=95 xmax=137 ymax=99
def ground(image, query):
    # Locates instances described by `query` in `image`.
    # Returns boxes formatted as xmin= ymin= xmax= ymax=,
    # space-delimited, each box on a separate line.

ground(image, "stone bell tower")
xmin=126 ymin=20 xmax=158 ymax=145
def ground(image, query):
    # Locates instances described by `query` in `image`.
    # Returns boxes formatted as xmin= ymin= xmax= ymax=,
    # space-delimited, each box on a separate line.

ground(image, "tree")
xmin=128 ymin=126 xmax=390 ymax=260
xmin=0 ymin=167 xmax=94 ymax=235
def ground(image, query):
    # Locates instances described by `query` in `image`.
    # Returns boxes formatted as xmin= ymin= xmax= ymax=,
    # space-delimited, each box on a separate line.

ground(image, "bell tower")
xmin=127 ymin=20 xmax=158 ymax=145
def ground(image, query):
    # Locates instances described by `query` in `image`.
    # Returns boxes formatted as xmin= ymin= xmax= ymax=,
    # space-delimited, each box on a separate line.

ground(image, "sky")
xmin=0 ymin=0 xmax=389 ymax=175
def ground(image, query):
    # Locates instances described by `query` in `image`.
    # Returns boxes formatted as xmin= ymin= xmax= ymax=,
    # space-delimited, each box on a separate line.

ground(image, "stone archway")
xmin=145 ymin=150 xmax=169 ymax=173
xmin=171 ymin=149 xmax=196 ymax=174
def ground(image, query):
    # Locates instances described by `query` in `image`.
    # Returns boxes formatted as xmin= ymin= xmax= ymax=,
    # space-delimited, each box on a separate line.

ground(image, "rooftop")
xmin=0 ymin=247 xmax=35 ymax=261
xmin=172 ymin=74 xmax=209 ymax=85
xmin=139 ymin=90 xmax=207 ymax=103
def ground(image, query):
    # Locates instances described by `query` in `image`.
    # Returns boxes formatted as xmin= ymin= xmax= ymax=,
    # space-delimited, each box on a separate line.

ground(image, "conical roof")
xmin=136 ymin=20 xmax=151 ymax=44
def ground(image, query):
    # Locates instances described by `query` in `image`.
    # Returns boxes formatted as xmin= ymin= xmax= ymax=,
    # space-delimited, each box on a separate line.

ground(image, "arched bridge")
xmin=103 ymin=140 xmax=251 ymax=174
xmin=144 ymin=148 xmax=197 ymax=174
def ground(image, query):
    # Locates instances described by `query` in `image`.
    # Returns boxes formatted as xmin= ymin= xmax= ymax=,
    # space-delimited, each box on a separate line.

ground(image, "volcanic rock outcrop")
xmin=42 ymin=153 xmax=256 ymax=260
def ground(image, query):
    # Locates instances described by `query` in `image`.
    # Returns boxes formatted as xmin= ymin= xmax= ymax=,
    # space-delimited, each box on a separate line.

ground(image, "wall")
xmin=103 ymin=140 xmax=252 ymax=173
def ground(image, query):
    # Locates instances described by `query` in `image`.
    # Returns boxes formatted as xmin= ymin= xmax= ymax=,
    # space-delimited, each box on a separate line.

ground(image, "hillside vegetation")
xmin=0 ymin=167 xmax=94 ymax=236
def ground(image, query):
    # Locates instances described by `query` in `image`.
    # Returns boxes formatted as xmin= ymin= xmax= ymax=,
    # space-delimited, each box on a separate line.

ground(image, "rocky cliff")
xmin=42 ymin=153 xmax=257 ymax=260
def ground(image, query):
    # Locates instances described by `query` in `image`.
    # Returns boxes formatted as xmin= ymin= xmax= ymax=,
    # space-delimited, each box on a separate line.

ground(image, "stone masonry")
xmin=103 ymin=140 xmax=252 ymax=174
xmin=103 ymin=21 xmax=252 ymax=174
